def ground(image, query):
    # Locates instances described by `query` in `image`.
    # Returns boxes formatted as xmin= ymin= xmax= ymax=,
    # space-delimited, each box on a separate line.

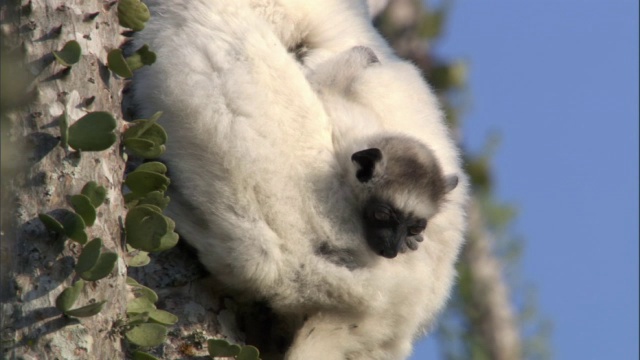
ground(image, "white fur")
xmin=132 ymin=1 xmax=468 ymax=359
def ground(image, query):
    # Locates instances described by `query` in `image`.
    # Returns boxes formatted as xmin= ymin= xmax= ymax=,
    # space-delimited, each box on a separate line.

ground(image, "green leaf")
xmin=75 ymin=238 xmax=102 ymax=274
xmin=125 ymin=205 xmax=173 ymax=252
xmin=79 ymin=252 xmax=118 ymax=281
xmin=125 ymin=323 xmax=168 ymax=348
xmin=123 ymin=138 xmax=164 ymax=159
xmin=148 ymin=309 xmax=178 ymax=325
xmin=128 ymin=312 xmax=150 ymax=326
xmin=238 ymin=345 xmax=261 ymax=360
xmin=207 ymin=339 xmax=241 ymax=357
xmin=137 ymin=191 xmax=170 ymax=210
xmin=127 ymin=250 xmax=151 ymax=267
xmin=70 ymin=194 xmax=97 ymax=226
xmin=154 ymin=230 xmax=179 ymax=252
xmin=132 ymin=351 xmax=160 ymax=360
xmin=81 ymin=181 xmax=107 ymax=208
xmin=131 ymin=283 xmax=159 ymax=304
xmin=123 ymin=115 xmax=166 ymax=144
xmin=59 ymin=112 xmax=69 ymax=148
xmin=127 ymin=297 xmax=156 ymax=315
xmin=117 ymin=0 xmax=151 ymax=32
xmin=126 ymin=276 xmax=140 ymax=286
xmin=126 ymin=45 xmax=157 ymax=71
xmin=107 ymin=49 xmax=133 ymax=78
xmin=62 ymin=211 xmax=87 ymax=244
xmin=39 ymin=213 xmax=64 ymax=234
xmin=136 ymin=204 xmax=164 ymax=214
xmin=67 ymin=111 xmax=117 ymax=152
xmin=124 ymin=192 xmax=141 ymax=208
xmin=64 ymin=300 xmax=106 ymax=317
xmin=55 ymin=279 xmax=85 ymax=312
xmin=123 ymin=114 xmax=167 ymax=158
xmin=125 ymin=171 xmax=170 ymax=197
xmin=136 ymin=162 xmax=167 ymax=174
xmin=53 ymin=40 xmax=82 ymax=67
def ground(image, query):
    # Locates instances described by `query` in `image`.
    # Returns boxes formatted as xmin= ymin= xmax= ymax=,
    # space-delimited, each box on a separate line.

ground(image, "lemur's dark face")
xmin=362 ymin=197 xmax=427 ymax=259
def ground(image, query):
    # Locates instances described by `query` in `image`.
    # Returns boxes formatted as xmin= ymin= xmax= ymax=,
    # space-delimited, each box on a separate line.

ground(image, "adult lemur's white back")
xmin=133 ymin=1 xmax=468 ymax=359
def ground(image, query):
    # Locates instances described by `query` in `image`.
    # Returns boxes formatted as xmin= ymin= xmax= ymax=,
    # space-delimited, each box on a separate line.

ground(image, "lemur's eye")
xmin=374 ymin=210 xmax=391 ymax=221
xmin=407 ymin=220 xmax=427 ymax=236
xmin=408 ymin=224 xmax=426 ymax=236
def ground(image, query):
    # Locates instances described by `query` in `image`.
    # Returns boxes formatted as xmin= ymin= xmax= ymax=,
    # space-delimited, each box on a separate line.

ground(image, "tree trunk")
xmin=1 ymin=1 xmax=129 ymax=358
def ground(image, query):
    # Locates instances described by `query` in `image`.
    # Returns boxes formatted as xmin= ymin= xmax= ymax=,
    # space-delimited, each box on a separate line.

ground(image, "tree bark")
xmin=1 ymin=1 xmax=129 ymax=358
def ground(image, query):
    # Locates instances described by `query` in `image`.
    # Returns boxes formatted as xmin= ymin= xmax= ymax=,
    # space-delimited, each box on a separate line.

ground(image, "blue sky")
xmin=411 ymin=1 xmax=639 ymax=359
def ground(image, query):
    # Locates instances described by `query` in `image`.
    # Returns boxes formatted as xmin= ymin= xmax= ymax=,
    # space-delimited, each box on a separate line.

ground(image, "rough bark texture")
xmin=1 ymin=1 xmax=129 ymax=358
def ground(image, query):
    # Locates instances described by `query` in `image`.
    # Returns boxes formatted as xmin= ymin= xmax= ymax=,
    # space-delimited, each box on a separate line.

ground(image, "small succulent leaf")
xmin=137 ymin=191 xmax=170 ymax=210
xmin=117 ymin=0 xmax=151 ymax=32
xmin=125 ymin=171 xmax=170 ymax=197
xmin=128 ymin=311 xmax=150 ymax=326
xmin=59 ymin=111 xmax=69 ymax=148
xmin=123 ymin=137 xmax=165 ymax=159
xmin=107 ymin=49 xmax=133 ymax=78
xmin=126 ymin=44 xmax=157 ymax=71
xmin=132 ymin=351 xmax=160 ymax=360
xmin=70 ymin=194 xmax=97 ymax=226
xmin=147 ymin=309 xmax=178 ymax=325
xmin=125 ymin=206 xmax=172 ymax=252
xmin=67 ymin=111 xmax=117 ymax=152
xmin=127 ymin=297 xmax=156 ymax=315
xmin=144 ymin=111 xmax=163 ymax=129
xmin=55 ymin=279 xmax=85 ymax=312
xmin=207 ymin=339 xmax=242 ymax=357
xmin=125 ymin=323 xmax=168 ymax=348
xmin=135 ymin=162 xmax=167 ymax=174
xmin=62 ymin=211 xmax=87 ymax=244
xmin=136 ymin=204 xmax=163 ymax=214
xmin=126 ymin=276 xmax=140 ymax=286
xmin=79 ymin=252 xmax=118 ymax=281
xmin=64 ymin=300 xmax=106 ymax=317
xmin=75 ymin=237 xmax=102 ymax=274
xmin=39 ymin=213 xmax=64 ymax=234
xmin=238 ymin=345 xmax=261 ymax=360
xmin=81 ymin=181 xmax=107 ymax=208
xmin=127 ymin=250 xmax=151 ymax=267
xmin=125 ymin=57 xmax=142 ymax=71
xmin=153 ymin=230 xmax=179 ymax=252
xmin=53 ymin=40 xmax=81 ymax=67
xmin=131 ymin=284 xmax=159 ymax=303
xmin=123 ymin=117 xmax=167 ymax=145
xmin=124 ymin=192 xmax=141 ymax=208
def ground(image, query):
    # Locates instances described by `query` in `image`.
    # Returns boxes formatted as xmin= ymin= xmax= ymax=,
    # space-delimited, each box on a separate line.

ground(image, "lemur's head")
xmin=350 ymin=135 xmax=458 ymax=258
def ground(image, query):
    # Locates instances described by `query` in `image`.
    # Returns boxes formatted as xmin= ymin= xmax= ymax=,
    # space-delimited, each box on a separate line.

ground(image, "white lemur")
xmin=132 ymin=0 xmax=468 ymax=359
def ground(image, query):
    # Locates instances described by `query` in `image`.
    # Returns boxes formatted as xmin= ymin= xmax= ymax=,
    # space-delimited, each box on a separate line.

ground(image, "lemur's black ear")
xmin=352 ymin=148 xmax=383 ymax=183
